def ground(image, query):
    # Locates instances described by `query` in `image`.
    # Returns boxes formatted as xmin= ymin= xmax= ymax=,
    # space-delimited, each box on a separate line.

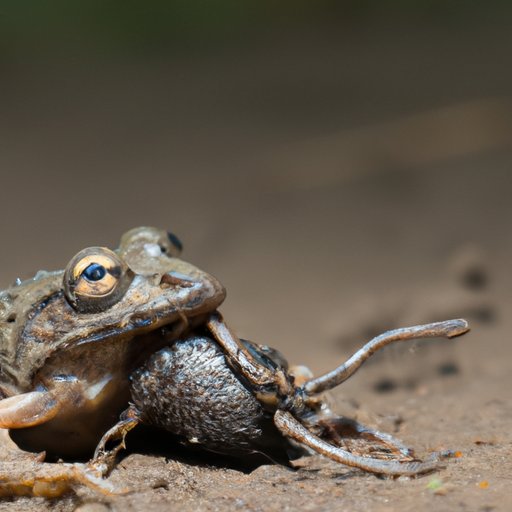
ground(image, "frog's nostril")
xmin=160 ymin=273 xmax=194 ymax=288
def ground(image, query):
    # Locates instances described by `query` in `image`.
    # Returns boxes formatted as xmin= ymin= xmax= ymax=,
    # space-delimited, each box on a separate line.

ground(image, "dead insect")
xmin=92 ymin=229 xmax=470 ymax=479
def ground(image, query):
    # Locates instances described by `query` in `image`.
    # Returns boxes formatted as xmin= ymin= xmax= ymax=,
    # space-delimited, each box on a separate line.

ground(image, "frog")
xmin=0 ymin=227 xmax=226 ymax=496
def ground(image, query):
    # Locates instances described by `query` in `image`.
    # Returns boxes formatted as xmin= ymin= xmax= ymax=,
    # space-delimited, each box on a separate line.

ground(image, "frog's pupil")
xmin=83 ymin=263 xmax=107 ymax=282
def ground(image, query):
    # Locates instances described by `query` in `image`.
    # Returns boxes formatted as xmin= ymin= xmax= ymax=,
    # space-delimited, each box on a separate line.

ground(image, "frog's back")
xmin=0 ymin=271 xmax=63 ymax=394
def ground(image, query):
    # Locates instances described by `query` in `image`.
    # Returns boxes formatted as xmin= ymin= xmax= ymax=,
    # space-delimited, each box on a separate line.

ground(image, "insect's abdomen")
xmin=130 ymin=337 xmax=291 ymax=461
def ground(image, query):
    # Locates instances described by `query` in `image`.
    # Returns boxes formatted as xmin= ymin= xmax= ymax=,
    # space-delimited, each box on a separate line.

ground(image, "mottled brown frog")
xmin=0 ymin=227 xmax=225 ymax=461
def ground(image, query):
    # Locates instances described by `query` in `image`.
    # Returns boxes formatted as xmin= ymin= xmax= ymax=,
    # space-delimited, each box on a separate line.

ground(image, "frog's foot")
xmin=0 ymin=460 xmax=129 ymax=498
xmin=0 ymin=428 xmax=129 ymax=497
xmin=91 ymin=406 xmax=140 ymax=477
xmin=72 ymin=463 xmax=131 ymax=495
xmin=0 ymin=449 xmax=126 ymax=498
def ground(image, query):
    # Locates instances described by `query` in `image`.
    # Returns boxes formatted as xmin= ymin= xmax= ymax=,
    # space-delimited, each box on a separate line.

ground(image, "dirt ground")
xmin=0 ymin=13 xmax=511 ymax=512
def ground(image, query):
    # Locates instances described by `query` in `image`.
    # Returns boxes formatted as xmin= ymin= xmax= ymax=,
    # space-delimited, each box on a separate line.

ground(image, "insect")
xmin=0 ymin=227 xmax=469 ymax=497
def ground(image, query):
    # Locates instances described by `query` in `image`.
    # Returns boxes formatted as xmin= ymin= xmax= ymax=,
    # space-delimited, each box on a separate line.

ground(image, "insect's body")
xmin=131 ymin=337 xmax=293 ymax=464
xmin=108 ymin=316 xmax=469 ymax=477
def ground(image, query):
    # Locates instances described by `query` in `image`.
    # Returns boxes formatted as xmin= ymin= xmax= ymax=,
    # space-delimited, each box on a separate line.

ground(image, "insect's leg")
xmin=302 ymin=319 xmax=469 ymax=396
xmin=207 ymin=311 xmax=275 ymax=385
xmin=207 ymin=312 xmax=292 ymax=407
xmin=301 ymin=409 xmax=414 ymax=458
xmin=274 ymin=410 xmax=442 ymax=476
xmin=91 ymin=405 xmax=140 ymax=476
xmin=357 ymin=427 xmax=413 ymax=456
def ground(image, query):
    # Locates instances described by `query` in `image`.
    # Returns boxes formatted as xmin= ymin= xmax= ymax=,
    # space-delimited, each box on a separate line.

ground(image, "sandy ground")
xmin=0 ymin=15 xmax=511 ymax=512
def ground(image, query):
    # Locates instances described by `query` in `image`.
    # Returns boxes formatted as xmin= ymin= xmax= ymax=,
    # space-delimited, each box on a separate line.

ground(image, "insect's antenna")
xmin=301 ymin=319 xmax=469 ymax=397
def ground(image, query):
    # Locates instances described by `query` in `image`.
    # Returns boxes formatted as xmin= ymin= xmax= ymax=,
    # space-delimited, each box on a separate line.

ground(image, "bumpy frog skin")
xmin=0 ymin=227 xmax=225 ymax=460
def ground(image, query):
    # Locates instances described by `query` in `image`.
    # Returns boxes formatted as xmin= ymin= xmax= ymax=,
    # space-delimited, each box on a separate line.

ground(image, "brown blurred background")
xmin=1 ymin=2 xmax=511 ymax=508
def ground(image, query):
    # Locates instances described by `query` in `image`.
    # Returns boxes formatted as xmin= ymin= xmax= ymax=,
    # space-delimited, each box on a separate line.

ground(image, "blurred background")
xmin=1 ymin=2 xmax=512 ymax=508
xmin=1 ymin=0 xmax=511 ymax=408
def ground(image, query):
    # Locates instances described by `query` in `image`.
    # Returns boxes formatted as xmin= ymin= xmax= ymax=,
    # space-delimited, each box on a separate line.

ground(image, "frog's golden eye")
xmin=63 ymin=248 xmax=134 ymax=313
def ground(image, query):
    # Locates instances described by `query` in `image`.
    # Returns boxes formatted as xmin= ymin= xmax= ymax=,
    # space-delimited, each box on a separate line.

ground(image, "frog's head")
xmin=63 ymin=227 xmax=225 ymax=319
xmin=57 ymin=226 xmax=226 ymax=340
xmin=1 ymin=228 xmax=226 ymax=391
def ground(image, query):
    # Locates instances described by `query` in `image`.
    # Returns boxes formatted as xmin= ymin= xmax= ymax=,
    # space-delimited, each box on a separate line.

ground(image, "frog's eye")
xmin=118 ymin=227 xmax=183 ymax=265
xmin=151 ymin=231 xmax=182 ymax=257
xmin=63 ymin=247 xmax=134 ymax=313
xmin=143 ymin=231 xmax=183 ymax=258
xmin=165 ymin=232 xmax=183 ymax=256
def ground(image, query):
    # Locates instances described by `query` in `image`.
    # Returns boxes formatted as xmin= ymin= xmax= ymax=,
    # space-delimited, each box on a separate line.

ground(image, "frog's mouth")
xmin=115 ymin=270 xmax=226 ymax=357
xmin=124 ymin=270 xmax=225 ymax=333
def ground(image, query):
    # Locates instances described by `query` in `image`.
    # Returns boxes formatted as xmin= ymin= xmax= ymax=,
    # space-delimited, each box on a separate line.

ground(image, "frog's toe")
xmin=0 ymin=391 xmax=60 ymax=429
xmin=0 ymin=430 xmax=74 ymax=497
xmin=0 ymin=459 xmax=74 ymax=498
xmin=73 ymin=463 xmax=130 ymax=495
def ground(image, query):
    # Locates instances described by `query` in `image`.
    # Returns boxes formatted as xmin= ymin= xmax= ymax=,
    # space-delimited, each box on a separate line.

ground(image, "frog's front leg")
xmin=2 ymin=369 xmax=132 ymax=459
xmin=0 ymin=379 xmax=132 ymax=496
xmin=0 ymin=389 xmax=62 ymax=429
xmin=0 ymin=374 xmax=100 ymax=430
xmin=0 ymin=427 xmax=69 ymax=497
